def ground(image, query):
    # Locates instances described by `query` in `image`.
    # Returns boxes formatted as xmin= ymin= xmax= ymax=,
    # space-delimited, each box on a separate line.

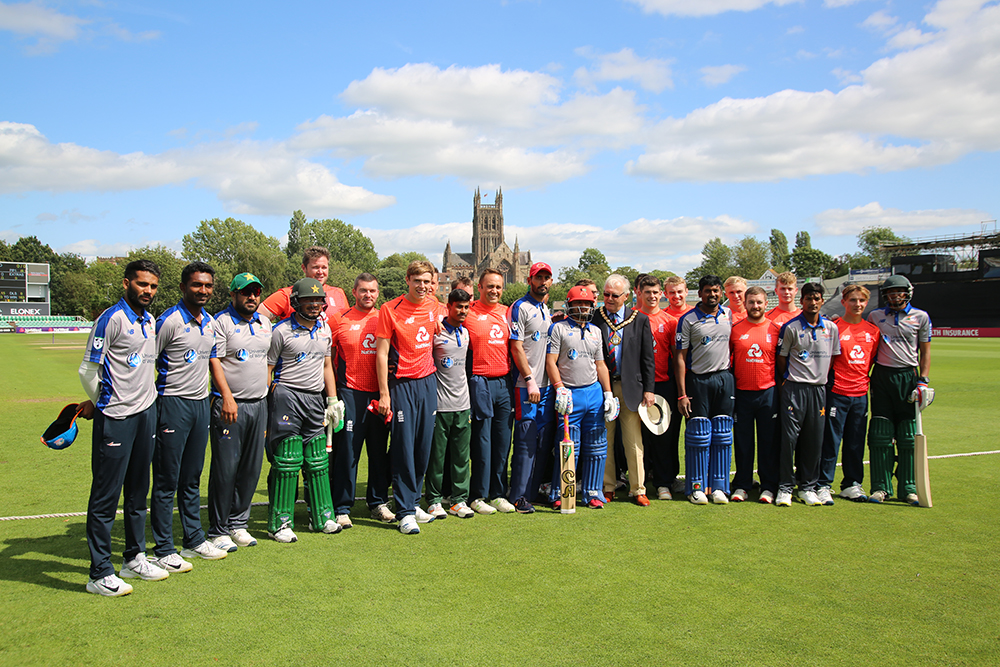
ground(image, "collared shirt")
xmin=434 ymin=320 xmax=471 ymax=412
xmin=640 ymin=308 xmax=677 ymax=383
xmin=508 ymin=292 xmax=551 ymax=388
xmin=730 ymin=317 xmax=780 ymax=391
xmin=466 ymin=300 xmax=511 ymax=378
xmin=85 ymin=298 xmax=157 ymax=418
xmin=778 ymin=314 xmax=841 ymax=385
xmin=676 ymin=304 xmax=733 ymax=375
xmin=155 ymin=301 xmax=217 ymax=400
xmin=211 ymin=303 xmax=272 ymax=401
xmin=830 ymin=318 xmax=880 ymax=397
xmin=868 ymin=304 xmax=932 ymax=369
xmin=376 ymin=295 xmax=437 ymax=381
xmin=260 ymin=284 xmax=349 ymax=322
xmin=547 ymin=319 xmax=604 ymax=388
xmin=268 ymin=316 xmax=332 ymax=393
xmin=330 ymin=306 xmax=380 ymax=392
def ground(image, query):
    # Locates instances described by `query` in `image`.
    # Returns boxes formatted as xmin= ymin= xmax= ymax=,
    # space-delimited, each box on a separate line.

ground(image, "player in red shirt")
xmin=328 ymin=273 xmax=393 ymax=528
xmin=664 ymin=276 xmax=691 ymax=321
xmin=258 ymin=246 xmax=349 ymax=322
xmin=375 ymin=261 xmax=440 ymax=535
xmin=724 ymin=276 xmax=748 ymax=324
xmin=765 ymin=271 xmax=800 ymax=326
xmin=636 ymin=275 xmax=682 ymax=500
xmin=730 ymin=286 xmax=782 ymax=503
xmin=465 ymin=269 xmax=515 ymax=514
xmin=817 ymin=284 xmax=880 ymax=504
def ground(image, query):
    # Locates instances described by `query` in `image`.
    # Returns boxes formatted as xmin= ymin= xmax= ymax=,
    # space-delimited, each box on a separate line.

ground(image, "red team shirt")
xmin=641 ymin=308 xmax=677 ymax=382
xmin=666 ymin=305 xmax=690 ymax=320
xmin=829 ymin=319 xmax=880 ymax=397
xmin=730 ymin=318 xmax=781 ymax=391
xmin=261 ymin=284 xmax=349 ymax=322
xmin=376 ymin=296 xmax=437 ymax=380
xmin=330 ymin=307 xmax=380 ymax=392
xmin=465 ymin=301 xmax=511 ymax=377
xmin=729 ymin=309 xmax=748 ymax=324
xmin=765 ymin=306 xmax=801 ymax=327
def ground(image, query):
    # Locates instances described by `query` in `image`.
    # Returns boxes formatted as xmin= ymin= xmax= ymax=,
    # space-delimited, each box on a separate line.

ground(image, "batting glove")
xmin=325 ymin=397 xmax=346 ymax=433
xmin=603 ymin=391 xmax=620 ymax=422
xmin=908 ymin=381 xmax=935 ymax=411
xmin=555 ymin=387 xmax=573 ymax=415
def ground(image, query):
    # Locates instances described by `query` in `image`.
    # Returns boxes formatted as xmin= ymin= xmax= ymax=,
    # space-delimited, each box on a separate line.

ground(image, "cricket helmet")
xmin=566 ymin=285 xmax=596 ymax=323
xmin=880 ymin=274 xmax=913 ymax=309
xmin=290 ymin=277 xmax=325 ymax=318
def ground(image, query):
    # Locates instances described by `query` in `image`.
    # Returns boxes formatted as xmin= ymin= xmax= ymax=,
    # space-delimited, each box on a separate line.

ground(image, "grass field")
xmin=1 ymin=334 xmax=999 ymax=666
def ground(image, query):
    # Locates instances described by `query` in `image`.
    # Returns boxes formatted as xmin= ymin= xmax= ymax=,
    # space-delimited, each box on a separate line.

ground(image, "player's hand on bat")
xmin=908 ymin=381 xmax=935 ymax=410
xmin=554 ymin=387 xmax=573 ymax=415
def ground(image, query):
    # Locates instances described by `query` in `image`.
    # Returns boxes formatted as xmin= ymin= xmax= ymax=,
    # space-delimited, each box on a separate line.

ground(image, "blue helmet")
xmin=41 ymin=404 xmax=84 ymax=450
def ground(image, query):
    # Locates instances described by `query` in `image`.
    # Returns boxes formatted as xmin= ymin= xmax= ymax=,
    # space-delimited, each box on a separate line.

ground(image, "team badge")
xmin=93 ymin=337 xmax=104 ymax=350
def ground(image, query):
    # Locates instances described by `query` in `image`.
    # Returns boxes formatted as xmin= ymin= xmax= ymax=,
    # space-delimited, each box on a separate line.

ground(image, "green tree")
xmin=790 ymin=246 xmax=835 ymax=280
xmin=500 ymin=282 xmax=529 ymax=306
xmin=685 ymin=237 xmax=734 ymax=285
xmin=795 ymin=231 xmax=811 ymax=249
xmin=86 ymin=259 xmax=126 ymax=316
xmin=3 ymin=236 xmax=88 ymax=315
xmin=769 ymin=229 xmax=790 ymax=271
xmin=376 ymin=266 xmax=407 ymax=302
xmin=302 ymin=218 xmax=379 ymax=274
xmin=378 ymin=252 xmax=430 ymax=271
xmin=647 ymin=269 xmax=677 ymax=282
xmin=857 ymin=226 xmax=910 ymax=267
xmin=579 ymin=248 xmax=610 ymax=276
xmin=59 ymin=271 xmax=98 ymax=318
xmin=613 ymin=266 xmax=640 ymax=288
xmin=286 ymin=210 xmax=307 ymax=262
xmin=732 ymin=236 xmax=771 ymax=280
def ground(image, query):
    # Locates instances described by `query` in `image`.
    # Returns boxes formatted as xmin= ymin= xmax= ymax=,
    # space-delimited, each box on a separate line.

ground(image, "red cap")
xmin=566 ymin=285 xmax=596 ymax=303
xmin=529 ymin=262 xmax=553 ymax=278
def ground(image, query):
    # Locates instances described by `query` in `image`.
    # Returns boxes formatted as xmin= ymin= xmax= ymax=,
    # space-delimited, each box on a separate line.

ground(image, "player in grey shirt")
xmin=265 ymin=277 xmax=344 ymax=542
xmin=207 ymin=272 xmax=273 ymax=551
xmin=149 ymin=262 xmax=228 ymax=571
xmin=427 ymin=288 xmax=475 ymax=518
xmin=546 ymin=285 xmax=615 ymax=508
xmin=866 ymin=275 xmax=933 ymax=504
xmin=79 ymin=259 xmax=165 ymax=596
xmin=508 ymin=261 xmax=554 ymax=512
xmin=776 ymin=282 xmax=841 ymax=506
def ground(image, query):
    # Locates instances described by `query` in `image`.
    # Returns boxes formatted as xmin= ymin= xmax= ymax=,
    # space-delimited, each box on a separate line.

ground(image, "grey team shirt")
xmin=547 ymin=320 xmax=604 ymax=387
xmin=268 ymin=316 xmax=332 ymax=393
xmin=676 ymin=305 xmax=733 ymax=375
xmin=509 ymin=294 xmax=551 ymax=388
xmin=85 ymin=298 xmax=157 ymax=419
xmin=433 ymin=322 xmax=470 ymax=412
xmin=156 ymin=302 xmax=217 ymax=400
xmin=778 ymin=314 xmax=841 ymax=385
xmin=868 ymin=304 xmax=932 ymax=369
xmin=212 ymin=304 xmax=273 ymax=401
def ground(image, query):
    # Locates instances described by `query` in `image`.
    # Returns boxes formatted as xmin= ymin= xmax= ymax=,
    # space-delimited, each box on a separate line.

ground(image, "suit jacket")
xmin=594 ymin=305 xmax=654 ymax=411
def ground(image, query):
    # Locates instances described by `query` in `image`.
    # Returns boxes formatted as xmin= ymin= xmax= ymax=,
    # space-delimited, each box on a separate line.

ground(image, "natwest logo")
xmin=362 ymin=333 xmax=377 ymax=349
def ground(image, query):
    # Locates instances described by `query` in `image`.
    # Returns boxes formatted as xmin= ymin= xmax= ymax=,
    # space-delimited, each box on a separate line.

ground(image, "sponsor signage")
xmin=0 ymin=303 xmax=51 ymax=317
xmin=931 ymin=327 xmax=1000 ymax=338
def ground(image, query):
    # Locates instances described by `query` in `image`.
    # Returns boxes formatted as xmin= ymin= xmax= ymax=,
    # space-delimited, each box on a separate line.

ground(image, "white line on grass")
xmin=4 ymin=449 xmax=998 ymax=522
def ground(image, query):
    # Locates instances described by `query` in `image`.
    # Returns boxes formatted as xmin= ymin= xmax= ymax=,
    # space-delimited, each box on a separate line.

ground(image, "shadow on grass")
xmin=0 ymin=522 xmax=91 ymax=593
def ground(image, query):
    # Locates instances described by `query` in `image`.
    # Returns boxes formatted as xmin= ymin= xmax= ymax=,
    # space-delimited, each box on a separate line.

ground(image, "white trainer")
xmin=905 ymin=493 xmax=920 ymax=506
xmin=310 ymin=519 xmax=342 ymax=534
xmin=181 ymin=541 xmax=228 ymax=560
xmin=229 ymin=529 xmax=257 ymax=547
xmin=731 ymin=488 xmax=748 ymax=502
xmin=470 ymin=498 xmax=497 ymax=514
xmin=759 ymin=490 xmax=774 ymax=504
xmin=87 ymin=573 xmax=133 ymax=597
xmin=399 ymin=515 xmax=420 ymax=535
xmin=427 ymin=503 xmax=448 ymax=519
xmin=868 ymin=490 xmax=888 ymax=504
xmin=150 ymin=552 xmax=193 ymax=573
xmin=816 ymin=488 xmax=835 ymax=506
xmin=710 ymin=489 xmax=729 ymax=504
xmin=689 ymin=490 xmax=709 ymax=505
xmin=120 ymin=554 xmax=169 ymax=581
xmin=209 ymin=535 xmax=239 ymax=552
xmin=335 ymin=514 xmax=353 ymax=529
xmin=797 ymin=489 xmax=821 ymax=506
xmin=269 ymin=527 xmax=298 ymax=543
xmin=414 ymin=507 xmax=436 ymax=524
xmin=371 ymin=504 xmax=396 ymax=523
xmin=657 ymin=486 xmax=672 ymax=501
xmin=839 ymin=483 xmax=868 ymax=502
xmin=776 ymin=491 xmax=793 ymax=507
xmin=490 ymin=497 xmax=516 ymax=513
xmin=448 ymin=501 xmax=475 ymax=518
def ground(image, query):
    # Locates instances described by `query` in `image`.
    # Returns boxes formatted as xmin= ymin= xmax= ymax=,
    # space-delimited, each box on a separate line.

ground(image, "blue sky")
xmin=2 ymin=0 xmax=997 ymax=275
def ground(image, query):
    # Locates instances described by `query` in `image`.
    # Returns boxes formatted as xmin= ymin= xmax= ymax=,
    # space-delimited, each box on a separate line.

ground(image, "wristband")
xmin=677 ymin=395 xmax=689 ymax=401
xmin=918 ymin=376 xmax=929 ymax=385
xmin=523 ymin=376 xmax=532 ymax=382
xmin=553 ymin=381 xmax=564 ymax=388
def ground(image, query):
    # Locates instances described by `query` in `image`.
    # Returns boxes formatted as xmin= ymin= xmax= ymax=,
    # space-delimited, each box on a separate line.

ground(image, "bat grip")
xmin=914 ymin=402 xmax=923 ymax=436
xmin=563 ymin=414 xmax=570 ymax=439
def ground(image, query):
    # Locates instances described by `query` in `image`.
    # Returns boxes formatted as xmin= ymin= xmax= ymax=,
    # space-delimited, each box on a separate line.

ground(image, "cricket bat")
xmin=560 ymin=415 xmax=576 ymax=514
xmin=915 ymin=403 xmax=932 ymax=508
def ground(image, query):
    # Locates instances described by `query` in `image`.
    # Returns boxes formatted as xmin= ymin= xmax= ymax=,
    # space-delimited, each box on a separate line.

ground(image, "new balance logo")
xmin=405 ymin=316 xmax=415 ymax=324
xmin=350 ymin=324 xmax=362 ymax=331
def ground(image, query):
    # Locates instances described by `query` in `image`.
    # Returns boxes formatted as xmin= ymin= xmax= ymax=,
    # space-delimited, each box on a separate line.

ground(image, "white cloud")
xmin=786 ymin=25 xmax=805 ymax=35
xmin=0 ymin=121 xmax=395 ymax=216
xmin=625 ymin=0 xmax=801 ymax=17
xmin=59 ymin=238 xmax=163 ymax=259
xmin=628 ymin=1 xmax=1000 ymax=182
xmin=832 ymin=67 xmax=862 ymax=85
xmin=814 ymin=202 xmax=990 ymax=236
xmin=364 ymin=215 xmax=757 ymax=275
xmin=823 ymin=0 xmax=863 ymax=6
xmin=573 ymin=47 xmax=674 ymax=93
xmin=0 ymin=1 xmax=159 ymax=53
xmin=700 ymin=64 xmax=747 ymax=87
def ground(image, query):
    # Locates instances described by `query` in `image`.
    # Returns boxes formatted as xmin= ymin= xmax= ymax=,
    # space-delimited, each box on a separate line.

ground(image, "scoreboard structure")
xmin=0 ymin=262 xmax=51 ymax=317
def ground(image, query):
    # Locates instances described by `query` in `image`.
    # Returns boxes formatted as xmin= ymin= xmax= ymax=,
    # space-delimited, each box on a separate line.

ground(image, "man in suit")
xmin=594 ymin=274 xmax=655 ymax=505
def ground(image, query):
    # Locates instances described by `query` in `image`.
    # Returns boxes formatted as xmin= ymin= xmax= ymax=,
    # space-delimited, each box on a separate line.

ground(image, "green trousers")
xmin=426 ymin=410 xmax=471 ymax=505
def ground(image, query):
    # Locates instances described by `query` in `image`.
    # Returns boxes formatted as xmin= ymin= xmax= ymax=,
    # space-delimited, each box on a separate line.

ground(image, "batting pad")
xmin=685 ymin=417 xmax=711 ymax=496
xmin=710 ymin=415 xmax=734 ymax=495
xmin=895 ymin=419 xmax=917 ymax=496
xmin=868 ymin=416 xmax=895 ymax=496
xmin=270 ymin=435 xmax=303 ymax=532
xmin=580 ymin=428 xmax=608 ymax=499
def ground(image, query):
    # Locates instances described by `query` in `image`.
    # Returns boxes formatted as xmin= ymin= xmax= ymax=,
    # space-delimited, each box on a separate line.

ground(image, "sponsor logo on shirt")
xmin=127 ymin=352 xmax=141 ymax=367
xmin=405 ymin=316 xmax=415 ymax=324
xmin=236 ymin=349 xmax=248 ymax=361
xmin=740 ymin=333 xmax=750 ymax=340
xmin=442 ymin=357 xmax=453 ymax=368
xmin=531 ymin=330 xmax=542 ymax=342
xmin=568 ymin=349 xmax=578 ymax=360
xmin=362 ymin=333 xmax=377 ymax=350
xmin=797 ymin=349 xmax=810 ymax=361
xmin=184 ymin=349 xmax=197 ymax=364
xmin=351 ymin=324 xmax=362 ymax=331
xmin=701 ymin=336 xmax=711 ymax=346
xmin=93 ymin=337 xmax=104 ymax=350
xmin=295 ymin=352 xmax=307 ymax=363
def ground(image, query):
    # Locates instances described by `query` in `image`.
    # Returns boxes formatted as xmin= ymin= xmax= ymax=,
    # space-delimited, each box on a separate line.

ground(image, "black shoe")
xmin=514 ymin=498 xmax=535 ymax=514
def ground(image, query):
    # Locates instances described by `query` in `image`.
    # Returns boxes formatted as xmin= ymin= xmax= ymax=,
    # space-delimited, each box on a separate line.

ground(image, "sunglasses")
xmin=239 ymin=286 xmax=262 ymax=297
xmin=603 ymin=291 xmax=624 ymax=299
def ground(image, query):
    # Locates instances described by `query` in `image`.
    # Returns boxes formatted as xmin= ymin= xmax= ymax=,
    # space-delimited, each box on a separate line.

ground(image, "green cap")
xmin=230 ymin=272 xmax=263 ymax=292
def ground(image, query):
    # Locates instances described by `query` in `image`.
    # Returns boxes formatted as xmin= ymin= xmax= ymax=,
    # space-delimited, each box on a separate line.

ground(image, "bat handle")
xmin=563 ymin=414 xmax=570 ymax=439
xmin=915 ymin=401 xmax=923 ymax=436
